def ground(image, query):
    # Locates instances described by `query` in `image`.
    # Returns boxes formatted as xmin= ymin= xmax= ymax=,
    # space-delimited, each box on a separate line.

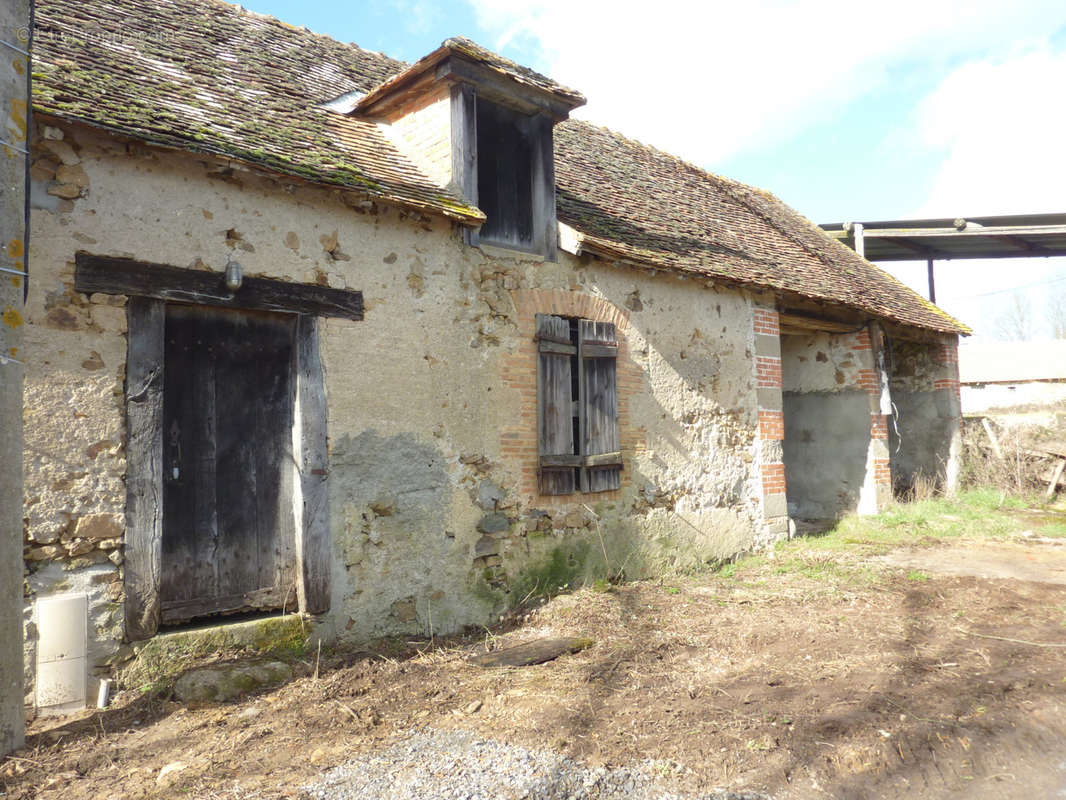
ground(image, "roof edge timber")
xmin=574 ymin=231 xmax=969 ymax=337
xmin=35 ymin=111 xmax=486 ymax=227
xmin=353 ymin=38 xmax=586 ymax=121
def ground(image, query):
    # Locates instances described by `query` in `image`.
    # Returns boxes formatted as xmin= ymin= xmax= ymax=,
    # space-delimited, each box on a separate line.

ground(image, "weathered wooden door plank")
xmin=125 ymin=298 xmax=165 ymax=641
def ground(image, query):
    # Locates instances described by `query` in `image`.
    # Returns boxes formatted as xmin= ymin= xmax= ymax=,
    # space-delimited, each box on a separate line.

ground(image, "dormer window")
xmin=475 ymin=97 xmax=551 ymax=254
xmin=347 ymin=37 xmax=585 ymax=261
xmin=477 ymin=98 xmax=533 ymax=247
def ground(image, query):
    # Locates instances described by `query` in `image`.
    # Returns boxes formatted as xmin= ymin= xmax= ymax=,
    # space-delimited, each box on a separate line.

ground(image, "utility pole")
xmin=0 ymin=0 xmax=30 ymax=756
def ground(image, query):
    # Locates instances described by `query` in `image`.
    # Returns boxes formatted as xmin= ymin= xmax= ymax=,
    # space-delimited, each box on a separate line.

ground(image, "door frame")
xmin=124 ymin=298 xmax=329 ymax=639
xmin=73 ymin=253 xmax=361 ymax=640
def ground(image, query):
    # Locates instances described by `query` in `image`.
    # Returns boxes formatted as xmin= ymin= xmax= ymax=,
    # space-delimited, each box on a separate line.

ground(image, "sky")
xmin=241 ymin=0 xmax=1066 ymax=341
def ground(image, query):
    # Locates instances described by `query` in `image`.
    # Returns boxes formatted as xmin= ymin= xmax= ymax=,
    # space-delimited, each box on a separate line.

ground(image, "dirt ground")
xmin=4 ymin=520 xmax=1066 ymax=799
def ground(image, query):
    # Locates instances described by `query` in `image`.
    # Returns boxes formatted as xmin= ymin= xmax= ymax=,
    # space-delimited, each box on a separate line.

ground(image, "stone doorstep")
xmin=119 ymin=613 xmax=310 ymax=694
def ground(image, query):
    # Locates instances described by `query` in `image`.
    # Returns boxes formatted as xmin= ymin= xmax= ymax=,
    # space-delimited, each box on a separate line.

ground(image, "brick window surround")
xmin=503 ymin=289 xmax=643 ymax=505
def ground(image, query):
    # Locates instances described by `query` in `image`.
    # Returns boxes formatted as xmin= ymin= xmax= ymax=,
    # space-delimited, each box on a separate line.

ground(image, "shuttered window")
xmin=536 ymin=314 xmax=622 ymax=494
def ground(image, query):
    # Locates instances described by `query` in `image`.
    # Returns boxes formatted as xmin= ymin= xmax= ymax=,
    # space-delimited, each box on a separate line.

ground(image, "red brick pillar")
xmin=753 ymin=306 xmax=789 ymax=538
xmin=933 ymin=335 xmax=962 ymax=493
xmin=856 ymin=324 xmax=892 ymax=513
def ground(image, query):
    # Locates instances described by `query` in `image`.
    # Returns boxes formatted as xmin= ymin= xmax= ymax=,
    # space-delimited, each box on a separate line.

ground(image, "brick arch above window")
xmin=509 ymin=288 xmax=630 ymax=334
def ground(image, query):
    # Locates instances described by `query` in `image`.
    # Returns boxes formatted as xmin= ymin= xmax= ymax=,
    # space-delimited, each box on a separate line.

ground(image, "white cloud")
xmin=915 ymin=47 xmax=1066 ymax=216
xmin=463 ymin=0 xmax=1064 ymax=168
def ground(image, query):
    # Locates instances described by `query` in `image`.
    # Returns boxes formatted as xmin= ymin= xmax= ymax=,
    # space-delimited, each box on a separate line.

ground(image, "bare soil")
xmin=5 ymin=535 xmax=1066 ymax=800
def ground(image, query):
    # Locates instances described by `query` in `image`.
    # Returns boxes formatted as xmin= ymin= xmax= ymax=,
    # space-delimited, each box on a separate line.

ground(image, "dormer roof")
xmin=352 ymin=36 xmax=586 ymax=121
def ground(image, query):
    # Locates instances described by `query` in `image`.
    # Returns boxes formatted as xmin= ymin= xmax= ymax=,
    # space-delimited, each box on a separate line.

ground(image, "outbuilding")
xmin=21 ymin=0 xmax=968 ymax=714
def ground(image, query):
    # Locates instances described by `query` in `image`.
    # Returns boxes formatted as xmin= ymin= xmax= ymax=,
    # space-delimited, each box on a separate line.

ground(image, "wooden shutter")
xmin=580 ymin=320 xmax=622 ymax=492
xmin=537 ymin=314 xmax=576 ymax=494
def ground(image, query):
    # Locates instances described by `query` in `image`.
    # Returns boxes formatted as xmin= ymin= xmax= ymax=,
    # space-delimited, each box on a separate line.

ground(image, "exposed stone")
xmin=42 ymin=138 xmax=79 ymax=165
xmin=477 ymin=513 xmax=510 ymax=534
xmin=55 ymin=163 xmax=89 ymax=188
xmin=474 ymin=535 xmax=498 ymax=557
xmin=66 ymin=539 xmax=95 ymax=557
xmin=29 ymin=159 xmax=57 ymax=182
xmin=45 ymin=306 xmax=80 ymax=329
xmin=26 ymin=545 xmax=62 ymax=561
xmin=98 ymin=644 xmax=134 ymax=667
xmin=73 ymin=513 xmax=123 ymax=541
xmin=107 ymin=550 xmax=124 ymax=566
xmin=173 ymin=661 xmax=292 ymax=704
xmin=96 ymin=538 xmax=122 ymax=550
xmin=90 ymin=304 xmax=127 ymax=332
xmin=476 ymin=480 xmax=505 ymax=511
xmin=81 ymin=350 xmax=105 ymax=370
xmin=390 ymin=596 xmax=417 ymax=623
xmin=41 ymin=125 xmax=64 ymax=141
xmin=28 ymin=528 xmax=60 ymax=545
xmin=561 ymin=509 xmax=588 ymax=529
xmin=47 ymin=182 xmax=82 ymax=199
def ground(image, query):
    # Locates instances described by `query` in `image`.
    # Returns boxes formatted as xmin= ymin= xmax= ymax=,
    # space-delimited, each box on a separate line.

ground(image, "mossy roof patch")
xmin=33 ymin=0 xmax=482 ymax=222
xmin=34 ymin=0 xmax=964 ymax=334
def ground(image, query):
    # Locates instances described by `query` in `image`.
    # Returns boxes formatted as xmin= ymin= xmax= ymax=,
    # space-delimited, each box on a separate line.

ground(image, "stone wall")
xmin=888 ymin=335 xmax=961 ymax=494
xmin=779 ymin=327 xmax=889 ymax=522
xmin=21 ymin=120 xmax=779 ymax=709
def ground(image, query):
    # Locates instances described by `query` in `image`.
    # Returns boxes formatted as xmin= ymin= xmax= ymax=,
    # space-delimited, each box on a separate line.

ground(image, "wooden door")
xmin=160 ymin=304 xmax=297 ymax=624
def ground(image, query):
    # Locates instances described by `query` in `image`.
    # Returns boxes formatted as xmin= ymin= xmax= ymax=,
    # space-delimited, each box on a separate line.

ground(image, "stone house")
xmin=20 ymin=0 xmax=968 ymax=713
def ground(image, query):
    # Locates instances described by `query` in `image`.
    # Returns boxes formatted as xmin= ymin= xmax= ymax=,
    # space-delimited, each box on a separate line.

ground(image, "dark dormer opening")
xmin=476 ymin=98 xmax=535 ymax=249
xmin=348 ymin=38 xmax=586 ymax=261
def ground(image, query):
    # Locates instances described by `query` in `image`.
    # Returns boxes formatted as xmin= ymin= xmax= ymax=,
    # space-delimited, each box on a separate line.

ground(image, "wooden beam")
xmin=124 ymin=297 xmax=165 ymax=641
xmin=295 ymin=315 xmax=330 ymax=616
xmin=532 ymin=113 xmax=558 ymax=262
xmin=861 ymin=224 xmax=1066 ymax=238
xmin=469 ymin=637 xmax=593 ymax=667
xmin=1046 ymin=459 xmax=1065 ymax=501
xmin=75 ymin=253 xmax=363 ymax=320
xmin=778 ymin=312 xmax=864 ymax=335
xmin=437 ymin=57 xmax=575 ymax=120
xmin=451 ymin=83 xmax=479 ymax=249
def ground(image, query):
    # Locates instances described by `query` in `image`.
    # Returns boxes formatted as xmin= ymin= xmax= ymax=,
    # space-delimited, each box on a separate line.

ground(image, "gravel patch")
xmin=302 ymin=728 xmax=769 ymax=800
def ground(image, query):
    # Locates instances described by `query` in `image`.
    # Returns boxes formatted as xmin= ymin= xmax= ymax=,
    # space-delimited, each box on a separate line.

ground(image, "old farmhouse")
xmin=20 ymin=0 xmax=968 ymax=713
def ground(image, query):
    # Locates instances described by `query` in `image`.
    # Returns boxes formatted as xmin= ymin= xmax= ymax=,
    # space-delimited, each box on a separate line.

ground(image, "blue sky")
xmin=241 ymin=0 xmax=1066 ymax=340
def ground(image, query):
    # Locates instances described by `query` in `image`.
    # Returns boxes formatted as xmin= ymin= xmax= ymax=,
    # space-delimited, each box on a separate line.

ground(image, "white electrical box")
xmin=35 ymin=593 xmax=88 ymax=715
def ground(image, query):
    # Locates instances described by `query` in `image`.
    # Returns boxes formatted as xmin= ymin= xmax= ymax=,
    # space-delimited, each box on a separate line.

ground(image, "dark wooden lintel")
xmin=75 ymin=252 xmax=363 ymax=320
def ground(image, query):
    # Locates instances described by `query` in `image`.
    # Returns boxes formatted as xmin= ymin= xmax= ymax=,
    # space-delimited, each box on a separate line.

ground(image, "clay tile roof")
xmin=32 ymin=0 xmax=483 ymax=223
xmin=554 ymin=123 xmax=968 ymax=335
xmin=33 ymin=0 xmax=966 ymax=335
